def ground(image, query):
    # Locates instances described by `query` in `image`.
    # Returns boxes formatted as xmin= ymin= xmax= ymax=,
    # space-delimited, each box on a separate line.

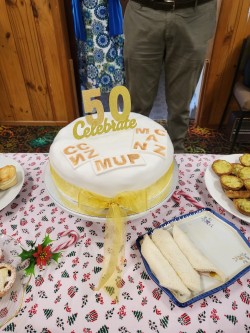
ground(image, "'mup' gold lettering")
xmin=95 ymin=158 xmax=112 ymax=172
xmin=113 ymin=155 xmax=126 ymax=166
xmin=127 ymin=154 xmax=140 ymax=164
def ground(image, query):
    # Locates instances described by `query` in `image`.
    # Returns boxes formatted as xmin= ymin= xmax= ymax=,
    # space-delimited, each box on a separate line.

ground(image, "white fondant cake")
xmin=49 ymin=112 xmax=174 ymax=216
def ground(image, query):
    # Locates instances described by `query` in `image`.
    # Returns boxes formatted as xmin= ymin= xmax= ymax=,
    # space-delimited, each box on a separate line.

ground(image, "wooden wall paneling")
xmin=0 ymin=69 xmax=15 ymax=122
xmin=31 ymin=0 xmax=70 ymax=123
xmin=6 ymin=0 xmax=54 ymax=122
xmin=196 ymin=0 xmax=250 ymax=128
xmin=0 ymin=0 xmax=32 ymax=122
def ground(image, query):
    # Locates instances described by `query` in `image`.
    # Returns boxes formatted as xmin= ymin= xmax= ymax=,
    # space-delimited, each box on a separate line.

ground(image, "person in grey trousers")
xmin=124 ymin=0 xmax=217 ymax=153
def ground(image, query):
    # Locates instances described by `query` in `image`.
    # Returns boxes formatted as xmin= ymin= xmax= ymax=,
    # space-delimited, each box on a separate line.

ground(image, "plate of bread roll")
xmin=205 ymin=154 xmax=250 ymax=223
xmin=137 ymin=209 xmax=250 ymax=307
xmin=0 ymin=156 xmax=24 ymax=211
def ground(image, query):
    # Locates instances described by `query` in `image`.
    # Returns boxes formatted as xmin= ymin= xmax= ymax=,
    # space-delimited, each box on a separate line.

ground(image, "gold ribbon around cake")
xmin=50 ymin=162 xmax=174 ymax=300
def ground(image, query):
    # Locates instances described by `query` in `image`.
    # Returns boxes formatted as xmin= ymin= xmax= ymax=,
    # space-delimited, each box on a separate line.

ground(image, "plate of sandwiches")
xmin=0 ymin=156 xmax=25 ymax=211
xmin=136 ymin=208 xmax=250 ymax=307
xmin=205 ymin=153 xmax=250 ymax=223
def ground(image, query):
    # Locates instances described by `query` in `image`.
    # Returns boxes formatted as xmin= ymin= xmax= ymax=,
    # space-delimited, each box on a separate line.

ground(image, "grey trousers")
xmin=124 ymin=0 xmax=217 ymax=152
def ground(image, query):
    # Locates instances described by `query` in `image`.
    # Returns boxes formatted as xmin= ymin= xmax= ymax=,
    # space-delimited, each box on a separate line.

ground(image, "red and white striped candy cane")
xmin=52 ymin=230 xmax=79 ymax=252
xmin=172 ymin=190 xmax=204 ymax=209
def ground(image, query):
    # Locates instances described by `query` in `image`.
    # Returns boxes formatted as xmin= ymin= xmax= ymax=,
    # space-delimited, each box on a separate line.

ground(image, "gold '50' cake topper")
xmin=73 ymin=86 xmax=137 ymax=139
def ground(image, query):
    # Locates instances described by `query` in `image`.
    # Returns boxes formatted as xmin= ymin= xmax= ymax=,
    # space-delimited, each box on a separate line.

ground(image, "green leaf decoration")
xmin=42 ymin=234 xmax=54 ymax=247
xmin=52 ymin=252 xmax=61 ymax=263
xmin=24 ymin=259 xmax=36 ymax=276
xmin=18 ymin=234 xmax=62 ymax=277
xmin=18 ymin=248 xmax=35 ymax=261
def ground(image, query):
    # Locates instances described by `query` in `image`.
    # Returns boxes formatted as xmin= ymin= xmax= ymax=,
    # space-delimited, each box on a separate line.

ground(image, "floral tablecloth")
xmin=0 ymin=153 xmax=249 ymax=333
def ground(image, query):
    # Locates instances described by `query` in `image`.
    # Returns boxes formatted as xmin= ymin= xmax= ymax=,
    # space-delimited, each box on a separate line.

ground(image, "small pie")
xmin=220 ymin=175 xmax=244 ymax=191
xmin=212 ymin=160 xmax=232 ymax=176
xmin=239 ymin=153 xmax=250 ymax=166
xmin=238 ymin=167 xmax=250 ymax=180
xmin=233 ymin=199 xmax=250 ymax=217
xmin=0 ymin=263 xmax=16 ymax=297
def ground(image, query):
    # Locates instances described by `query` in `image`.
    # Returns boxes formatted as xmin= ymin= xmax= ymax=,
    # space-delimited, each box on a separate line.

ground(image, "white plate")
xmin=137 ymin=209 xmax=250 ymax=307
xmin=204 ymin=154 xmax=250 ymax=224
xmin=0 ymin=234 xmax=31 ymax=328
xmin=0 ymin=156 xmax=25 ymax=211
xmin=44 ymin=161 xmax=179 ymax=222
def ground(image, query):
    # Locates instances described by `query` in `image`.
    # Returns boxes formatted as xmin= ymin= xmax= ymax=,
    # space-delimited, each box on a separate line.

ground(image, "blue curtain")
xmin=71 ymin=0 xmax=123 ymax=42
xmin=108 ymin=0 xmax=123 ymax=36
xmin=72 ymin=0 xmax=86 ymax=41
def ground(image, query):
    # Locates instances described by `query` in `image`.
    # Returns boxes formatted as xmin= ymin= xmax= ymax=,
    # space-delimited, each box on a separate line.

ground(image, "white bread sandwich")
xmin=152 ymin=228 xmax=201 ymax=292
xmin=141 ymin=234 xmax=191 ymax=301
xmin=172 ymin=225 xmax=225 ymax=282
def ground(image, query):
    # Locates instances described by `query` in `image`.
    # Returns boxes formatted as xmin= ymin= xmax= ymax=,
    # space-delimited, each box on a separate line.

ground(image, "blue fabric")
xmin=243 ymin=58 xmax=250 ymax=88
xmin=72 ymin=0 xmax=86 ymax=41
xmin=108 ymin=0 xmax=124 ymax=36
xmin=72 ymin=0 xmax=123 ymax=42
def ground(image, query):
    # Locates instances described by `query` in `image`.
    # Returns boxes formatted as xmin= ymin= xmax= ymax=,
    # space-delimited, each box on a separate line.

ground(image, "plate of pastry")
xmin=204 ymin=154 xmax=250 ymax=223
xmin=136 ymin=208 xmax=250 ymax=307
xmin=0 ymin=156 xmax=25 ymax=211
xmin=0 ymin=234 xmax=31 ymax=328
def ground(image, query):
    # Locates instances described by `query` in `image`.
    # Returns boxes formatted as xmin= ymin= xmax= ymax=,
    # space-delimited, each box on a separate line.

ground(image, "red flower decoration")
xmin=33 ymin=244 xmax=52 ymax=268
xmin=19 ymin=234 xmax=61 ymax=276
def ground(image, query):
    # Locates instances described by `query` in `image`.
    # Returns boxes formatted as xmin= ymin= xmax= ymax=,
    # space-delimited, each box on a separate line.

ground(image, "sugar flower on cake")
xmin=18 ymin=235 xmax=61 ymax=276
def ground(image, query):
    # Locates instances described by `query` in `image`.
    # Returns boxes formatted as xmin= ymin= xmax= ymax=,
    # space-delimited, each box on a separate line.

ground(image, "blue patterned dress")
xmin=77 ymin=0 xmax=124 ymax=94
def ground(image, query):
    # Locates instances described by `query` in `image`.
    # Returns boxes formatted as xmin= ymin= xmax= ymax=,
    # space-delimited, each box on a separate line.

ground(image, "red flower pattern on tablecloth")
xmin=0 ymin=153 xmax=249 ymax=333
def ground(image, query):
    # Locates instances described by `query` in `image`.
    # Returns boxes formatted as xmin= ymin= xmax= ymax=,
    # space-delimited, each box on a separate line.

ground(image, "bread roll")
xmin=0 ymin=165 xmax=17 ymax=190
xmin=151 ymin=229 xmax=201 ymax=292
xmin=172 ymin=225 xmax=226 ymax=283
xmin=141 ymin=234 xmax=191 ymax=301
